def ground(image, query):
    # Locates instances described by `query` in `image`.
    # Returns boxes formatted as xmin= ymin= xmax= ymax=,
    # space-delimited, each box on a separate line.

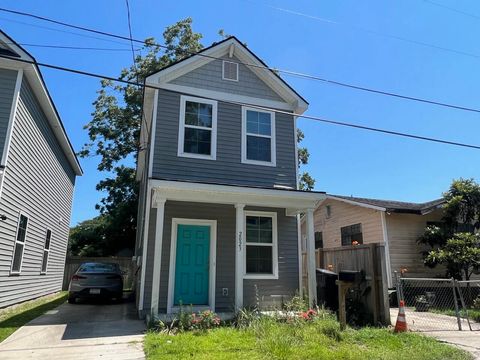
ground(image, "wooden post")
xmin=369 ymin=243 xmax=379 ymax=325
xmin=336 ymin=280 xmax=352 ymax=330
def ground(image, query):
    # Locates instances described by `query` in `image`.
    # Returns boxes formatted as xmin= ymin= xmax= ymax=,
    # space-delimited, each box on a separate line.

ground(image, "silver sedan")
xmin=68 ymin=262 xmax=124 ymax=303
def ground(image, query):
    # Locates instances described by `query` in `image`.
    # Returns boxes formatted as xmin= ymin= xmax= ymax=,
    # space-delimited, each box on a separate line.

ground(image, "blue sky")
xmin=1 ymin=0 xmax=479 ymax=225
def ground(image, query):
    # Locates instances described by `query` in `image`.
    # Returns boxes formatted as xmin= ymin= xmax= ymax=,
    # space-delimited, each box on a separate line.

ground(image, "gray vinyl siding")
xmin=0 ymin=78 xmax=75 ymax=308
xmin=142 ymin=201 xmax=299 ymax=313
xmin=152 ymin=90 xmax=297 ymax=188
xmin=0 ymin=69 xmax=18 ymax=162
xmin=170 ymin=54 xmax=284 ymax=102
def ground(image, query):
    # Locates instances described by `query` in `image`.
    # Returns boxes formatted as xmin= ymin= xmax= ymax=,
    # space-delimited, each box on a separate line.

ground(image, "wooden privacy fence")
xmin=62 ymin=256 xmax=136 ymax=290
xmin=302 ymin=243 xmax=390 ymax=325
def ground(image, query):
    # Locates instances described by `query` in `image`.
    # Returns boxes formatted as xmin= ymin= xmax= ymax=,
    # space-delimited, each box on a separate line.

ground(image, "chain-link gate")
xmin=396 ymin=276 xmax=480 ymax=331
xmin=455 ymin=280 xmax=480 ymax=331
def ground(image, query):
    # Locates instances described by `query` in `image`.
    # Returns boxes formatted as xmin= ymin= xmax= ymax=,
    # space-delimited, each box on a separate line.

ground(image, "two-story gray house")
xmin=135 ymin=37 xmax=324 ymax=319
xmin=0 ymin=31 xmax=82 ymax=308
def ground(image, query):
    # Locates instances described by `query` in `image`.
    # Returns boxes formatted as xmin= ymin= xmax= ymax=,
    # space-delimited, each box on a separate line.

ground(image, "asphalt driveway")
xmin=0 ymin=297 xmax=145 ymax=360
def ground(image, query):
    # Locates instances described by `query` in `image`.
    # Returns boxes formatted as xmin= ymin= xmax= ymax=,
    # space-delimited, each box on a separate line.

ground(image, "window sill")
xmin=9 ymin=271 xmax=20 ymax=276
xmin=241 ymin=159 xmax=276 ymax=167
xmin=178 ymin=152 xmax=216 ymax=161
xmin=244 ymin=274 xmax=278 ymax=280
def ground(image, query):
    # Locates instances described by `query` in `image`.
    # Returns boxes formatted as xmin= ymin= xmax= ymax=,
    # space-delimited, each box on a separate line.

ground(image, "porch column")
xmin=150 ymin=192 xmax=166 ymax=318
xmin=306 ymin=208 xmax=317 ymax=307
xmin=235 ymin=203 xmax=245 ymax=311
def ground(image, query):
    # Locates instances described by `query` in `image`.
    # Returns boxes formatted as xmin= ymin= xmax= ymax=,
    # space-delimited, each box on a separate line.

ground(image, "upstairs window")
xmin=241 ymin=107 xmax=276 ymax=166
xmin=244 ymin=211 xmax=278 ymax=279
xmin=178 ymin=95 xmax=217 ymax=160
xmin=222 ymin=60 xmax=239 ymax=81
xmin=341 ymin=223 xmax=363 ymax=246
xmin=41 ymin=229 xmax=51 ymax=274
xmin=315 ymin=231 xmax=323 ymax=249
xmin=11 ymin=214 xmax=28 ymax=274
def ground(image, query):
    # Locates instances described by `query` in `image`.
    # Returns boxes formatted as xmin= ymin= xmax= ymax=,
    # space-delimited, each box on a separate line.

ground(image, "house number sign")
xmin=238 ymin=231 xmax=243 ymax=251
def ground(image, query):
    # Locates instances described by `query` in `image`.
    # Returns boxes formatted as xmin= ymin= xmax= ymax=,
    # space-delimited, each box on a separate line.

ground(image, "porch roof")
xmin=150 ymin=179 xmax=326 ymax=215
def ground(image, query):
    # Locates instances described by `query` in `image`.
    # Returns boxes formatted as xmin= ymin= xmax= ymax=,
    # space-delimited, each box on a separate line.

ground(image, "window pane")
xmin=184 ymin=101 xmax=212 ymax=128
xmin=246 ymin=216 xmax=272 ymax=243
xmin=12 ymin=243 xmax=23 ymax=272
xmin=258 ymin=112 xmax=271 ymax=136
xmin=247 ymin=136 xmax=271 ymax=162
xmin=246 ymin=110 xmax=271 ymax=136
xmin=45 ymin=230 xmax=51 ymax=250
xmin=184 ymin=128 xmax=211 ymax=155
xmin=246 ymin=245 xmax=273 ymax=274
xmin=41 ymin=251 xmax=48 ymax=273
xmin=341 ymin=223 xmax=363 ymax=246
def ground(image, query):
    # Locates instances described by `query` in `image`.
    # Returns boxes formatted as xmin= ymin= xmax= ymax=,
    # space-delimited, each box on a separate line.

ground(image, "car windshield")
xmin=78 ymin=263 xmax=118 ymax=273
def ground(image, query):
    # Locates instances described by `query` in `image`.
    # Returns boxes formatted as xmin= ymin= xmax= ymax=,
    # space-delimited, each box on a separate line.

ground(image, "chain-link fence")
xmin=456 ymin=280 xmax=480 ymax=331
xmin=395 ymin=276 xmax=480 ymax=331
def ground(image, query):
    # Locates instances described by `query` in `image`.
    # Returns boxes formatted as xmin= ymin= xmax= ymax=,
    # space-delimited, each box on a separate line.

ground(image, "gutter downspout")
xmin=380 ymin=211 xmax=393 ymax=288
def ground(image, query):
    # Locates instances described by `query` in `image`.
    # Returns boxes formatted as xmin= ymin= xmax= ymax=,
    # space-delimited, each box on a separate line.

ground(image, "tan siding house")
xmin=302 ymin=195 xmax=445 ymax=287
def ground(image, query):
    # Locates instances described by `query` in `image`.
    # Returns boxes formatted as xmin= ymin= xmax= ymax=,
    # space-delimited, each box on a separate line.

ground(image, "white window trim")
xmin=222 ymin=60 xmax=239 ymax=82
xmin=40 ymin=229 xmax=51 ymax=275
xmin=243 ymin=210 xmax=278 ymax=280
xmin=10 ymin=212 xmax=29 ymax=275
xmin=167 ymin=218 xmax=217 ymax=314
xmin=241 ymin=106 xmax=276 ymax=167
xmin=177 ymin=95 xmax=217 ymax=160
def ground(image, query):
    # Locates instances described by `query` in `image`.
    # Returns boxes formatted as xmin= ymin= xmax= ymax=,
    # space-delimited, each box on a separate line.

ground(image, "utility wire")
xmin=12 ymin=42 xmax=141 ymax=52
xmin=1 ymin=53 xmax=478 ymax=151
xmin=424 ymin=0 xmax=480 ymax=20
xmin=1 ymin=7 xmax=479 ymax=114
xmin=245 ymin=0 xmax=480 ymax=60
xmin=0 ymin=15 xmax=133 ymax=46
xmin=124 ymin=0 xmax=137 ymax=66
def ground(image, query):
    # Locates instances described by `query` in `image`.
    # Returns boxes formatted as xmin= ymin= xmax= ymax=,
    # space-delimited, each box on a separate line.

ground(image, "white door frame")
xmin=167 ymin=218 xmax=217 ymax=314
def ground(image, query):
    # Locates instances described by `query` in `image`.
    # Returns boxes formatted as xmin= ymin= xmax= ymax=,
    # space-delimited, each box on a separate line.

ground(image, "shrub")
xmin=234 ymin=307 xmax=260 ymax=329
xmin=473 ymin=295 xmax=480 ymax=310
xmin=283 ymin=294 xmax=309 ymax=312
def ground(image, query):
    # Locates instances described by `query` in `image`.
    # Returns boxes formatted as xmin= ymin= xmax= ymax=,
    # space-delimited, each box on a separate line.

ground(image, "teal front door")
xmin=174 ymin=224 xmax=210 ymax=306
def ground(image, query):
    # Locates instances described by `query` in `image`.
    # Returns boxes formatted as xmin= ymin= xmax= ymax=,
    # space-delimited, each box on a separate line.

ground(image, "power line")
xmin=1 ymin=7 xmax=479 ymax=114
xmin=0 ymin=15 xmax=133 ymax=46
xmin=1 ymin=53 xmax=478 ymax=151
xmin=424 ymin=0 xmax=480 ymax=20
xmin=12 ymin=42 xmax=141 ymax=52
xmin=124 ymin=0 xmax=136 ymax=66
xmin=245 ymin=0 xmax=480 ymax=60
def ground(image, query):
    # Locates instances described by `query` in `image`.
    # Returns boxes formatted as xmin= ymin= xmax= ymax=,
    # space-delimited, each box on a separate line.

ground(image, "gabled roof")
xmin=0 ymin=30 xmax=82 ymax=176
xmin=328 ymin=195 xmax=445 ymax=215
xmin=145 ymin=36 xmax=309 ymax=113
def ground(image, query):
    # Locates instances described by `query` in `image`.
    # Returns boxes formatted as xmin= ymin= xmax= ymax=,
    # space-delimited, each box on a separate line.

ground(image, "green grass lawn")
xmin=430 ymin=308 xmax=480 ymax=322
xmin=0 ymin=291 xmax=67 ymax=343
xmin=144 ymin=317 xmax=472 ymax=360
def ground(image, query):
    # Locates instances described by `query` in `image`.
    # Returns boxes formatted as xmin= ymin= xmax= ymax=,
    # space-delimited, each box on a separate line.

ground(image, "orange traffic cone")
xmin=394 ymin=300 xmax=408 ymax=333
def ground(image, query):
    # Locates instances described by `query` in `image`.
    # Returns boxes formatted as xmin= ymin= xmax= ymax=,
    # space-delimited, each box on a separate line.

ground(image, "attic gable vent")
xmin=222 ymin=60 xmax=238 ymax=82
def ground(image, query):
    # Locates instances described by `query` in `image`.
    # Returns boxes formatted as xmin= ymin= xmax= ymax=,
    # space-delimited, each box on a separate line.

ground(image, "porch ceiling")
xmin=150 ymin=179 xmax=325 ymax=215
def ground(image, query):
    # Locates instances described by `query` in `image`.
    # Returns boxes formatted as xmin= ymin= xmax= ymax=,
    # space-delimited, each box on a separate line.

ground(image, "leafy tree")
xmin=418 ymin=178 xmax=480 ymax=279
xmin=425 ymin=233 xmax=480 ymax=281
xmin=297 ymin=129 xmax=315 ymax=191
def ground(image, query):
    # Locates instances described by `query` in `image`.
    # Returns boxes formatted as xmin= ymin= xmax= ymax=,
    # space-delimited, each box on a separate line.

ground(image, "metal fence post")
xmin=456 ymin=280 xmax=473 ymax=331
xmin=451 ymin=278 xmax=462 ymax=331
xmin=394 ymin=271 xmax=403 ymax=306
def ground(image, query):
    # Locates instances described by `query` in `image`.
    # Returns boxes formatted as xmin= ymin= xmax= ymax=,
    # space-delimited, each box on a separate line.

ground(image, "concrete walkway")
xmin=391 ymin=308 xmax=480 ymax=359
xmin=0 ymin=298 xmax=146 ymax=360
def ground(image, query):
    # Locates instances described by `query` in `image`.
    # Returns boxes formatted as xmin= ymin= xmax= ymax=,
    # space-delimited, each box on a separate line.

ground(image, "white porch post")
xmin=235 ymin=203 xmax=245 ymax=311
xmin=150 ymin=191 xmax=166 ymax=318
xmin=306 ymin=208 xmax=317 ymax=307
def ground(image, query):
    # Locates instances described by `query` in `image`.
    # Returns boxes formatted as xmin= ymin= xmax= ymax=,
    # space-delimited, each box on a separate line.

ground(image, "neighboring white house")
xmin=301 ymin=195 xmax=446 ymax=287
xmin=0 ymin=31 xmax=82 ymax=308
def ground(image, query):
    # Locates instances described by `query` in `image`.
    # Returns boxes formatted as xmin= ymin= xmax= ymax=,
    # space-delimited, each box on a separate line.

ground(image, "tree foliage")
xmin=425 ymin=233 xmax=480 ymax=281
xmin=418 ymin=178 xmax=480 ymax=279
xmin=297 ymin=129 xmax=315 ymax=191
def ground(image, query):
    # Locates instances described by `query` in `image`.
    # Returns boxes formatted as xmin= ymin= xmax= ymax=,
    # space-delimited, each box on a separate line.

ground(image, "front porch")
xmin=138 ymin=179 xmax=325 ymax=319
